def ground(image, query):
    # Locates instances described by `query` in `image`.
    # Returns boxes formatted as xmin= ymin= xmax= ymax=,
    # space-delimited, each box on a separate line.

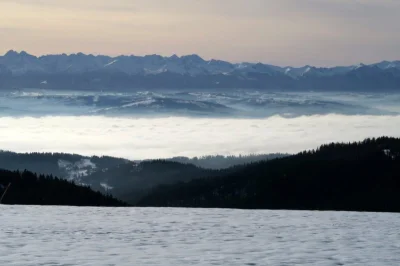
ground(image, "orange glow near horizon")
xmin=0 ymin=0 xmax=399 ymax=67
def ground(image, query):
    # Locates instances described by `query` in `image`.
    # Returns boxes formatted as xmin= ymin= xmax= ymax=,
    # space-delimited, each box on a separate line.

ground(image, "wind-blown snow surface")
xmin=0 ymin=206 xmax=399 ymax=265
xmin=1 ymin=115 xmax=400 ymax=159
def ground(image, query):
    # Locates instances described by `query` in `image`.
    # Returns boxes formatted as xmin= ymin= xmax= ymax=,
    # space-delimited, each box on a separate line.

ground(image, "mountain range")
xmin=1 ymin=50 xmax=399 ymax=91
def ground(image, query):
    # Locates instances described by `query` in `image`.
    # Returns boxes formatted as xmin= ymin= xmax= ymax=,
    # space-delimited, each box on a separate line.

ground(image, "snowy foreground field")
xmin=1 ymin=206 xmax=400 ymax=265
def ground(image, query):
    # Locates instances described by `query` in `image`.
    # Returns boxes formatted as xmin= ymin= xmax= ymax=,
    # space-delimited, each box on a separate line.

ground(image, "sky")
xmin=0 ymin=0 xmax=399 ymax=66
xmin=1 ymin=114 xmax=399 ymax=160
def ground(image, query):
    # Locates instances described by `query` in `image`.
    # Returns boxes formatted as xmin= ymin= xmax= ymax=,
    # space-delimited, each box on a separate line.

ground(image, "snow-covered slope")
xmin=57 ymin=158 xmax=97 ymax=181
xmin=283 ymin=65 xmax=355 ymax=78
xmin=2 ymin=207 xmax=400 ymax=266
xmin=373 ymin=60 xmax=400 ymax=70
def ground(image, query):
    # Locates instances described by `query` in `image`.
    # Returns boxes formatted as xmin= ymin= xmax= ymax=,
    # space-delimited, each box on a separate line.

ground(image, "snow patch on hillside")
xmin=100 ymin=183 xmax=113 ymax=191
xmin=58 ymin=158 xmax=97 ymax=181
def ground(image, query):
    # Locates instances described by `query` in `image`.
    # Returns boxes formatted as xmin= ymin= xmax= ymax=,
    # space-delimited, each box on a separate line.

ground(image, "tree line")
xmin=136 ymin=137 xmax=400 ymax=212
xmin=0 ymin=169 xmax=127 ymax=206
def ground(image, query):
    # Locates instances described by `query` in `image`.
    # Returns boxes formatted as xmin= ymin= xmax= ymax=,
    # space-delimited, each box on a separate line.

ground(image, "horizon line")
xmin=2 ymin=49 xmax=399 ymax=69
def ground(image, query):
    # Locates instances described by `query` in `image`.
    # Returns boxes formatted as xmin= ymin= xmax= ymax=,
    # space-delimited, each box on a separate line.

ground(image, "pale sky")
xmin=0 ymin=0 xmax=399 ymax=66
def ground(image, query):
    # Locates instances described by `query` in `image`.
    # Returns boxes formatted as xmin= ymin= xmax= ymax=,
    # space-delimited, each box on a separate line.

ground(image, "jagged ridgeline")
xmin=1 ymin=50 xmax=400 ymax=91
xmin=0 ymin=169 xmax=127 ymax=206
xmin=136 ymin=137 xmax=400 ymax=212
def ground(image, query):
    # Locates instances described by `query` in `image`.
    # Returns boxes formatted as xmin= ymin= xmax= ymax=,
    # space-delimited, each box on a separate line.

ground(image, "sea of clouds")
xmin=1 ymin=114 xmax=399 ymax=160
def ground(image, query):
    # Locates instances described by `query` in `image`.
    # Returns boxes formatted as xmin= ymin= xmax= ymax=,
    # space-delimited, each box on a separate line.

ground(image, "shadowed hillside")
xmin=89 ymin=160 xmax=243 ymax=204
xmin=0 ymin=151 xmax=128 ymax=180
xmin=0 ymin=151 xmax=283 ymax=202
xmin=0 ymin=169 xmax=127 ymax=206
xmin=136 ymin=137 xmax=400 ymax=212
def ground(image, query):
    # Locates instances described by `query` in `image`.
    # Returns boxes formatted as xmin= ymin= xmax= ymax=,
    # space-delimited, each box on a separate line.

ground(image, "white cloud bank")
xmin=1 ymin=115 xmax=399 ymax=160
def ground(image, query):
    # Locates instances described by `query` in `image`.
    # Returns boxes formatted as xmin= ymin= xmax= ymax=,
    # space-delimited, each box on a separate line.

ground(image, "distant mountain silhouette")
xmin=0 ymin=50 xmax=399 ymax=91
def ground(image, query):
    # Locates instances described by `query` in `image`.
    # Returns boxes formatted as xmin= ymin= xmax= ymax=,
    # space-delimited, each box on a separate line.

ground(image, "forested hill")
xmin=0 ymin=169 xmax=127 ymax=206
xmin=0 ymin=151 xmax=128 ymax=178
xmin=166 ymin=153 xmax=288 ymax=169
xmin=137 ymin=137 xmax=400 ymax=212
xmin=94 ymin=160 xmax=244 ymax=204
xmin=0 ymin=150 xmax=285 ymax=202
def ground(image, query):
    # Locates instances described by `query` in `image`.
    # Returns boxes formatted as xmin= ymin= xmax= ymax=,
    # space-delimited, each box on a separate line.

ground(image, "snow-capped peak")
xmin=354 ymin=63 xmax=366 ymax=70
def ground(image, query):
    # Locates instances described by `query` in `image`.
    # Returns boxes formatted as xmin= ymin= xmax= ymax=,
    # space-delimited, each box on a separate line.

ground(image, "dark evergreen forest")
xmin=107 ymin=160 xmax=245 ymax=204
xmin=136 ymin=137 xmax=400 ymax=212
xmin=0 ymin=169 xmax=126 ymax=206
xmin=2 ymin=137 xmax=400 ymax=212
xmin=0 ymin=151 xmax=128 ymax=177
xmin=166 ymin=153 xmax=288 ymax=169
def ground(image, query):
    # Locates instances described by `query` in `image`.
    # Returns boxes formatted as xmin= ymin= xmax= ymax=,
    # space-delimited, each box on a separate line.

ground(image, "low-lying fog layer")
xmin=2 ymin=89 xmax=400 ymax=117
xmin=1 ymin=114 xmax=399 ymax=160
